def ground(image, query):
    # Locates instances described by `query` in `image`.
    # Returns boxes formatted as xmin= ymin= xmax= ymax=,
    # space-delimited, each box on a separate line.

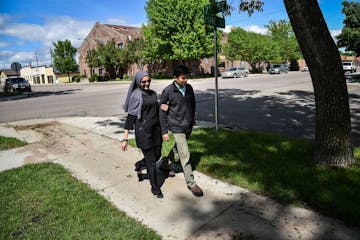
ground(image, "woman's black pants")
xmin=141 ymin=146 xmax=162 ymax=195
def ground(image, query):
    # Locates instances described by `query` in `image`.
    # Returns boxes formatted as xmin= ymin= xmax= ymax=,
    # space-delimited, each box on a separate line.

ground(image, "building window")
xmin=48 ymin=75 xmax=54 ymax=84
xmin=41 ymin=74 xmax=45 ymax=84
xmin=118 ymin=42 xmax=124 ymax=49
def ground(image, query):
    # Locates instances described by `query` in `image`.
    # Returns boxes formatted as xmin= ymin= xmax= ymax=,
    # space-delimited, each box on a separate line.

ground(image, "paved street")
xmin=1 ymin=72 xmax=360 ymax=145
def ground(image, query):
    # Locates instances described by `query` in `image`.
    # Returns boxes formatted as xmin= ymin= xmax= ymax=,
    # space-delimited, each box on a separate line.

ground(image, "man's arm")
xmin=159 ymin=88 xmax=169 ymax=136
xmin=190 ymin=85 xmax=196 ymax=124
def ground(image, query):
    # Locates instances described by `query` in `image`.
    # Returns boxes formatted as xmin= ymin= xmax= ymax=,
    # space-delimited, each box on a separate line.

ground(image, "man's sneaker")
xmin=188 ymin=185 xmax=203 ymax=197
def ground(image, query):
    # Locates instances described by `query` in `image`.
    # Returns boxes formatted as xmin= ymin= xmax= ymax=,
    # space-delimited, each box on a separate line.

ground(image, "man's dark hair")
xmin=173 ymin=65 xmax=190 ymax=77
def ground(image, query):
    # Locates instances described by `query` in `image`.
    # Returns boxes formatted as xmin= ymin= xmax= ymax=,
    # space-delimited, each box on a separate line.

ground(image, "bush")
xmin=72 ymin=75 xmax=81 ymax=82
xmin=89 ymin=74 xmax=98 ymax=82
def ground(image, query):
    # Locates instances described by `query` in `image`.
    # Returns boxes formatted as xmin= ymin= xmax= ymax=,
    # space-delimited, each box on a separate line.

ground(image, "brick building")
xmin=78 ymin=22 xmax=142 ymax=78
xmin=78 ymin=22 xmax=223 ymax=78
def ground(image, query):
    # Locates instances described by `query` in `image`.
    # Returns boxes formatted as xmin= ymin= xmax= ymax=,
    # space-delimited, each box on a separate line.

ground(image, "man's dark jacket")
xmin=159 ymin=82 xmax=195 ymax=135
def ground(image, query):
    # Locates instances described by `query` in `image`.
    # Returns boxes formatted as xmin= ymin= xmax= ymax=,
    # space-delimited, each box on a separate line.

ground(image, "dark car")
xmin=269 ymin=64 xmax=288 ymax=74
xmin=3 ymin=77 xmax=32 ymax=93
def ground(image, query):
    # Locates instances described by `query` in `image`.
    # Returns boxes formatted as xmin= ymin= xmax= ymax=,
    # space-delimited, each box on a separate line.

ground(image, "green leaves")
xmin=52 ymin=40 xmax=78 ymax=74
xmin=224 ymin=27 xmax=281 ymax=68
xmin=144 ymin=0 xmax=215 ymax=62
xmin=265 ymin=19 xmax=302 ymax=62
xmin=336 ymin=1 xmax=360 ymax=56
xmin=223 ymin=19 xmax=302 ymax=70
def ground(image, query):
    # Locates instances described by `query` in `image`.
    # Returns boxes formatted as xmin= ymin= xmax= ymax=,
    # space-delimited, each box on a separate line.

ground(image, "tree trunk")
xmin=67 ymin=71 xmax=70 ymax=83
xmin=284 ymin=0 xmax=354 ymax=166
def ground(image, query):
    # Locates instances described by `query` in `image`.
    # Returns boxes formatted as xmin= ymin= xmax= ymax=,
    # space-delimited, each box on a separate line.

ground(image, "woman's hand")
xmin=121 ymin=140 xmax=128 ymax=151
xmin=160 ymin=104 xmax=169 ymax=111
xmin=162 ymin=133 xmax=170 ymax=141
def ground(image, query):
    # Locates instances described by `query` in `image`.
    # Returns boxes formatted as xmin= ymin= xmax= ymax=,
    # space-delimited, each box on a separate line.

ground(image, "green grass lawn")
xmin=0 ymin=163 xmax=161 ymax=240
xmin=142 ymin=128 xmax=360 ymax=227
xmin=0 ymin=136 xmax=27 ymax=150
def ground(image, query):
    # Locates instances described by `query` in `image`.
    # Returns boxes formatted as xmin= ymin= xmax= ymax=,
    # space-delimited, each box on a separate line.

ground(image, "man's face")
xmin=140 ymin=76 xmax=151 ymax=91
xmin=175 ymin=74 xmax=188 ymax=87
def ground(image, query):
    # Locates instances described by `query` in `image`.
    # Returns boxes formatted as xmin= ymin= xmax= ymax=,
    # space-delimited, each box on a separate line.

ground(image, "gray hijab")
xmin=124 ymin=71 xmax=149 ymax=119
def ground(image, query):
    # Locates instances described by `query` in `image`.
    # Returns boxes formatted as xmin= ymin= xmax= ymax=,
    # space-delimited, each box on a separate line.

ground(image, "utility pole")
xmin=35 ymin=50 xmax=39 ymax=67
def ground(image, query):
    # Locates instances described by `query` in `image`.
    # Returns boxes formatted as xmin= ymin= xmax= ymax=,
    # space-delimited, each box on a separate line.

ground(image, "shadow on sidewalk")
xmin=0 ymin=89 xmax=81 ymax=102
xmin=195 ymin=88 xmax=360 ymax=147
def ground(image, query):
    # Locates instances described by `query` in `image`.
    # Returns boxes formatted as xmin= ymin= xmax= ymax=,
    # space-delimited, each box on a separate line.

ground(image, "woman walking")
xmin=121 ymin=71 xmax=163 ymax=198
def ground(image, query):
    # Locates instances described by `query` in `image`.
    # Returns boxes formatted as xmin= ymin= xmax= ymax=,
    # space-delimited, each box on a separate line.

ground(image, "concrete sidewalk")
xmin=1 ymin=116 xmax=359 ymax=240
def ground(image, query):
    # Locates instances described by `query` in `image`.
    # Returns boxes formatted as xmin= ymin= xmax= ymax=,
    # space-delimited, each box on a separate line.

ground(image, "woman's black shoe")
xmin=151 ymin=189 xmax=163 ymax=198
xmin=155 ymin=191 xmax=163 ymax=198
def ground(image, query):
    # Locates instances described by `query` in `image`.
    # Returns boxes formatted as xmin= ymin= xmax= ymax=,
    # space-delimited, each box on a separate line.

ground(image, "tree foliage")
xmin=86 ymin=40 xmax=125 ymax=79
xmin=336 ymin=0 xmax=360 ymax=56
xmin=265 ymin=19 xmax=302 ymax=61
xmin=223 ymin=27 xmax=280 ymax=71
xmin=123 ymin=38 xmax=146 ymax=71
xmin=144 ymin=0 xmax=215 ymax=63
xmin=52 ymin=40 xmax=78 ymax=82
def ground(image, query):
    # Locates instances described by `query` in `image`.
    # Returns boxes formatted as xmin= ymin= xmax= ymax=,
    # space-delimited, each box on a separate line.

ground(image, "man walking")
xmin=159 ymin=65 xmax=203 ymax=197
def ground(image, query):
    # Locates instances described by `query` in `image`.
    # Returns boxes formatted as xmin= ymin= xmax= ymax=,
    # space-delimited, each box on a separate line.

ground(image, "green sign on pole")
xmin=203 ymin=1 xmax=226 ymax=28
xmin=204 ymin=15 xmax=225 ymax=28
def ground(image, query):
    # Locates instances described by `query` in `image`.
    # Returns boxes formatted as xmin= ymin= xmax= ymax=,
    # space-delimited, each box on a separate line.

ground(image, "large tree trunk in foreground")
xmin=284 ymin=0 xmax=354 ymax=166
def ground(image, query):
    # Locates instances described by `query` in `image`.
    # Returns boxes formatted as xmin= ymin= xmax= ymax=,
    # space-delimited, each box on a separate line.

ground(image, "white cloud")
xmin=0 ymin=50 xmax=14 ymax=58
xmin=223 ymin=25 xmax=233 ymax=33
xmin=330 ymin=29 xmax=342 ymax=43
xmin=0 ymin=50 xmax=33 ymax=68
xmin=0 ymin=15 xmax=96 ymax=67
xmin=242 ymin=25 xmax=267 ymax=34
xmin=106 ymin=17 xmax=128 ymax=26
xmin=223 ymin=24 xmax=267 ymax=35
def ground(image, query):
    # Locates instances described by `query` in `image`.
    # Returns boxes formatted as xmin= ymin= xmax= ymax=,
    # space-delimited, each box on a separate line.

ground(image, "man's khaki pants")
xmin=170 ymin=133 xmax=196 ymax=188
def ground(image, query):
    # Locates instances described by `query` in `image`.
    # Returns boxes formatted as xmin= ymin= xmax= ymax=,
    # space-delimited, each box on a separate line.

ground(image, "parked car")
xmin=342 ymin=61 xmax=357 ymax=73
xmin=269 ymin=64 xmax=288 ymax=74
xmin=221 ymin=67 xmax=249 ymax=78
xmin=3 ymin=77 xmax=32 ymax=93
xmin=302 ymin=66 xmax=309 ymax=72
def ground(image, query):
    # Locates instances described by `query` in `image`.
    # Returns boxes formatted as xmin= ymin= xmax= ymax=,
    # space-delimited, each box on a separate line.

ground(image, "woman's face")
xmin=140 ymin=76 xmax=151 ymax=91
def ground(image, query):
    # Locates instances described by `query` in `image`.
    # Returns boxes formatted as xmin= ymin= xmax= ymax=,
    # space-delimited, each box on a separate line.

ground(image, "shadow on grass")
xmin=188 ymin=128 xmax=360 ymax=227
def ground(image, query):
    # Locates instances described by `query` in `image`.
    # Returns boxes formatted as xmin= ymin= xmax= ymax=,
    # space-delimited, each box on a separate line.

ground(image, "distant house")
xmin=20 ymin=65 xmax=79 ymax=85
xmin=0 ymin=69 xmax=18 ymax=78
xmin=0 ymin=69 xmax=18 ymax=84
xmin=78 ymin=22 xmax=142 ymax=78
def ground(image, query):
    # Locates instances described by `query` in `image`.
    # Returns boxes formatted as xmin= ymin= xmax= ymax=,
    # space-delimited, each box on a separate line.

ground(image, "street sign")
xmin=11 ymin=62 xmax=22 ymax=72
xmin=204 ymin=15 xmax=225 ymax=28
xmin=204 ymin=0 xmax=226 ymax=15
xmin=11 ymin=62 xmax=22 ymax=76
xmin=203 ymin=1 xmax=226 ymax=28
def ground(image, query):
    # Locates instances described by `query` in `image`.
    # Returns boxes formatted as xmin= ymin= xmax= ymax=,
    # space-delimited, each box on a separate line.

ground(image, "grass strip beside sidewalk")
xmin=0 ymin=136 xmax=27 ymax=150
xmin=0 ymin=163 xmax=161 ymax=240
xmin=150 ymin=128 xmax=360 ymax=227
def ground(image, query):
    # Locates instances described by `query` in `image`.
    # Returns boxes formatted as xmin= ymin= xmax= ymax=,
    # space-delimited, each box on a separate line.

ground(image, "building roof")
xmin=103 ymin=24 xmax=142 ymax=39
xmin=0 ymin=69 xmax=18 ymax=76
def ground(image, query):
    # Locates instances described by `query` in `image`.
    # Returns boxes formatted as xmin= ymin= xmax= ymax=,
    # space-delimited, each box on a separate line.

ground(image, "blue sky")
xmin=0 ymin=0 xmax=345 ymax=69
